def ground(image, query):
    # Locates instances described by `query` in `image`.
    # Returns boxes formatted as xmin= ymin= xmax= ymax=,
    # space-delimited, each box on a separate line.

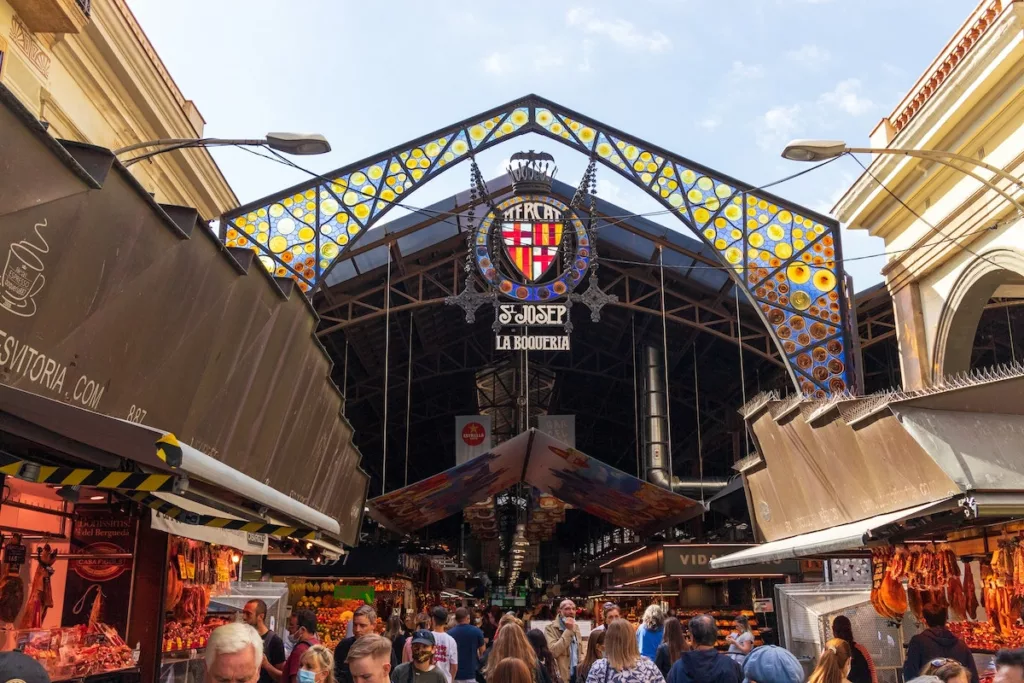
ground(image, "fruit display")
xmin=290 ymin=581 xmax=339 ymax=609
xmin=162 ymin=617 xmax=228 ymax=653
xmin=949 ymin=620 xmax=1024 ymax=652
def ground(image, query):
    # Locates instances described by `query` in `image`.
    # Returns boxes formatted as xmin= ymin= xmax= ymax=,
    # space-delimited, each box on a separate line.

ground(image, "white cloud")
xmin=481 ymin=51 xmax=515 ymax=75
xmin=699 ymin=116 xmax=722 ymax=131
xmin=596 ymin=178 xmax=624 ymax=206
xmin=819 ymin=78 xmax=875 ymax=116
xmin=809 ymin=171 xmax=855 ymax=217
xmin=756 ymin=104 xmax=802 ymax=151
xmin=729 ymin=60 xmax=764 ymax=79
xmin=566 ymin=7 xmax=671 ymax=53
xmin=786 ymin=44 xmax=830 ymax=66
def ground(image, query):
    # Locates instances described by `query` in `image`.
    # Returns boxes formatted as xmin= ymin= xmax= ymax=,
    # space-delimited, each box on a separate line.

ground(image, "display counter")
xmin=16 ymin=623 xmax=138 ymax=682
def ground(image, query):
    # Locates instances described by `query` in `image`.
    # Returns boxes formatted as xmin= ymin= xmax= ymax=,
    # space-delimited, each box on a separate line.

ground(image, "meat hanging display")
xmin=18 ymin=544 xmax=58 ymax=630
xmin=871 ymin=545 xmax=975 ymax=623
xmin=964 ymin=563 xmax=980 ymax=620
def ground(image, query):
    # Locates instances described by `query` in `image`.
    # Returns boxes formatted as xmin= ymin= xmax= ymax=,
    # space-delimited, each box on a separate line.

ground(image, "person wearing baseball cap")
xmin=743 ymin=646 xmax=805 ymax=683
xmin=0 ymin=651 xmax=51 ymax=683
xmin=391 ymin=631 xmax=446 ymax=683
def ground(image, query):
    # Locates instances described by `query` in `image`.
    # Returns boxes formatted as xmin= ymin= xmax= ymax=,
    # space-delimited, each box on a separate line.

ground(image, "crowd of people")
xmin=4 ymin=594 xmax=1024 ymax=683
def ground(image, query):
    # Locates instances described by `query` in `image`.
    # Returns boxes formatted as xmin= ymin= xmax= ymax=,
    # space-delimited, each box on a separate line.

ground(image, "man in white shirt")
xmin=429 ymin=607 xmax=458 ymax=683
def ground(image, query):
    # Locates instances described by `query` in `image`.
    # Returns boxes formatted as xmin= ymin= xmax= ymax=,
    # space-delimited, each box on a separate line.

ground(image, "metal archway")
xmin=221 ymin=94 xmax=854 ymax=395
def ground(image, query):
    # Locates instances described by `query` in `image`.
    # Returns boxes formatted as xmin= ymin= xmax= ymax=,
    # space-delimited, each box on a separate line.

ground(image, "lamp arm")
xmin=846 ymin=146 xmax=1024 ymax=198
xmin=113 ymin=138 xmax=266 ymax=155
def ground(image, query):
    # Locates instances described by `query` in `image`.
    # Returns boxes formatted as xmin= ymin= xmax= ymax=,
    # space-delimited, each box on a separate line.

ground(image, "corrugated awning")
xmin=709 ymin=499 xmax=959 ymax=569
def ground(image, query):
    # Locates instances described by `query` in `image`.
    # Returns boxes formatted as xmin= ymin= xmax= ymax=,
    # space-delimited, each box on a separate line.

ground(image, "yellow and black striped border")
xmin=0 ymin=452 xmax=178 ymax=491
xmin=129 ymin=492 xmax=317 ymax=540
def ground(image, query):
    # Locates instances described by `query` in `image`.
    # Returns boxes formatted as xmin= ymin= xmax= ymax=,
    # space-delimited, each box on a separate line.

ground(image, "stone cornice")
xmin=833 ymin=5 xmax=1024 ymax=234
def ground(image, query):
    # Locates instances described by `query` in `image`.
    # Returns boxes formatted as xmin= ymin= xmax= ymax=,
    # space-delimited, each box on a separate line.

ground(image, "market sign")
xmin=662 ymin=545 xmax=800 ymax=576
xmin=333 ymin=584 xmax=374 ymax=604
xmin=446 ymin=152 xmax=617 ymax=348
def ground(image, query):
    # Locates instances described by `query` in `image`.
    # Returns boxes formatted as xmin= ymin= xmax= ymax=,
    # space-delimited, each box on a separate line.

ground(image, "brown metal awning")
xmin=0 ymin=83 xmax=367 ymax=545
xmin=739 ymin=369 xmax=1024 ymax=544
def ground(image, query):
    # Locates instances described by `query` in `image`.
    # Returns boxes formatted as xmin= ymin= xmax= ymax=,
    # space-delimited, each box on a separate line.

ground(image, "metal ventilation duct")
xmin=643 ymin=344 xmax=729 ymax=494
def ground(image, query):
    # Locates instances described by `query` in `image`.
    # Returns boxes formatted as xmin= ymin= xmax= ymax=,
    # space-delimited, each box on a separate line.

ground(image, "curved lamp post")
xmin=114 ymin=132 xmax=331 ymax=166
xmin=781 ymin=139 xmax=1024 ymax=215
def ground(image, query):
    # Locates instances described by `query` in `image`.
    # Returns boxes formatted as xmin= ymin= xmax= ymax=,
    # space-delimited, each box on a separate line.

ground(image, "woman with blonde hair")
xmin=586 ymin=620 xmax=664 ymax=683
xmin=635 ymin=604 xmax=666 ymax=661
xmin=485 ymin=624 xmax=539 ymax=681
xmin=300 ymin=644 xmax=337 ymax=683
xmin=489 ymin=658 xmax=534 ymax=683
xmin=808 ymin=638 xmax=852 ymax=683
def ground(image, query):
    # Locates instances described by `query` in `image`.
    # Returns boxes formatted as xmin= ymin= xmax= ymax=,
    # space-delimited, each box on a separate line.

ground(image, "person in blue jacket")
xmin=636 ymin=605 xmax=666 ymax=660
xmin=667 ymin=615 xmax=742 ymax=683
xmin=903 ymin=599 xmax=978 ymax=683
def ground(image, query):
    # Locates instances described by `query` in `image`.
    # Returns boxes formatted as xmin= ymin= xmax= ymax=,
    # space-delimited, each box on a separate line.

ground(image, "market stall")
xmin=0 ymin=476 xmax=139 ymax=683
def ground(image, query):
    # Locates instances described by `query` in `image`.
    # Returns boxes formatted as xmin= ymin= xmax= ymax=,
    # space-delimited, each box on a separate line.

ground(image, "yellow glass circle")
xmin=298 ymin=226 xmax=315 ymax=242
xmin=269 ymin=236 xmax=288 ymax=253
xmin=694 ymin=208 xmax=711 ymax=224
xmin=725 ymin=247 xmax=742 ymax=264
xmin=774 ymin=242 xmax=793 ymax=259
xmin=787 ymin=263 xmax=811 ymax=285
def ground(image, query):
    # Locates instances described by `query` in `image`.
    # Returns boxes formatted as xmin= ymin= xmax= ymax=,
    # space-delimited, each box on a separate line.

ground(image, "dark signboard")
xmin=662 ymin=545 xmax=800 ymax=576
xmin=62 ymin=504 xmax=137 ymax=634
xmin=610 ymin=548 xmax=662 ymax=585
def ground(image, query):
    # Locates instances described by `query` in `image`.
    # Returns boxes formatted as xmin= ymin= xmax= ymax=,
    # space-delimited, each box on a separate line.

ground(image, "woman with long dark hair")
xmin=832 ymin=616 xmax=877 ymax=683
xmin=578 ymin=629 xmax=605 ymax=683
xmin=654 ymin=617 xmax=688 ymax=676
xmin=527 ymin=629 xmax=561 ymax=683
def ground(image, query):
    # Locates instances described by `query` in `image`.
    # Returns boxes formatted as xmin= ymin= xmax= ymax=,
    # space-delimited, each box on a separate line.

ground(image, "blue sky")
xmin=129 ymin=0 xmax=972 ymax=289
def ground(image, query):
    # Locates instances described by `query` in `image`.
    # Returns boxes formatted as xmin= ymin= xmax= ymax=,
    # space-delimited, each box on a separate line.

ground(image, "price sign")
xmin=752 ymin=598 xmax=774 ymax=613
xmin=3 ymin=544 xmax=26 ymax=566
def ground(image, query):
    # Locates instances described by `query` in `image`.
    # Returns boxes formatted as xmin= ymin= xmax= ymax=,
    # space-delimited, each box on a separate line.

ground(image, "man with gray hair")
xmin=205 ymin=622 xmax=265 ymax=683
xmin=545 ymin=599 xmax=581 ymax=683
xmin=668 ymin=615 xmax=742 ymax=683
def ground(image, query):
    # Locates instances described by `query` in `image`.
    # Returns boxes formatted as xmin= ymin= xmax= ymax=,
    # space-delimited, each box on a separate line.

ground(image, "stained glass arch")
xmin=220 ymin=94 xmax=855 ymax=396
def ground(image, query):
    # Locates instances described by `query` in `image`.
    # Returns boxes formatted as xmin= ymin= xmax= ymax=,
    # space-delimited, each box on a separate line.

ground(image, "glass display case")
xmin=16 ymin=623 xmax=137 ymax=682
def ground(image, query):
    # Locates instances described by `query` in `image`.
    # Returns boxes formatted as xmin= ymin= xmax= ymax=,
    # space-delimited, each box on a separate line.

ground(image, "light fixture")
xmin=781 ymin=138 xmax=1024 ymax=214
xmin=18 ymin=462 xmax=40 ymax=481
xmin=57 ymin=486 xmax=80 ymax=503
xmin=89 ymin=495 xmax=105 ymax=501
xmin=306 ymin=542 xmax=314 ymax=550
xmin=114 ymin=133 xmax=332 ymax=163
xmin=780 ymin=139 xmax=847 ymax=162
xmin=231 ymin=553 xmax=241 ymax=564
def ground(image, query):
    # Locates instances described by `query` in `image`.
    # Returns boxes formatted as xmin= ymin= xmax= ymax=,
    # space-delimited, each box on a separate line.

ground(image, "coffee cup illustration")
xmin=1 ymin=220 xmax=48 ymax=317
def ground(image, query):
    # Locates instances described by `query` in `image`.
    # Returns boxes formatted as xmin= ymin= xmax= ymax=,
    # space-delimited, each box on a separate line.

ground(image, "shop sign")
xmin=62 ymin=504 xmax=137 ymax=635
xmin=2 ymin=542 xmax=26 ymax=567
xmin=752 ymin=597 xmax=774 ymax=613
xmin=446 ymin=152 xmax=617 ymax=349
xmin=455 ymin=416 xmax=492 ymax=465
xmin=536 ymin=415 xmax=575 ymax=448
xmin=663 ymin=545 xmax=800 ymax=576
xmin=610 ymin=547 xmax=662 ymax=584
xmin=333 ymin=584 xmax=374 ymax=604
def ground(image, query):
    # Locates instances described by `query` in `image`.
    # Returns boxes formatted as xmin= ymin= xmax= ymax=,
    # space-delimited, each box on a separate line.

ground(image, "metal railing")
xmin=76 ymin=0 xmax=91 ymax=16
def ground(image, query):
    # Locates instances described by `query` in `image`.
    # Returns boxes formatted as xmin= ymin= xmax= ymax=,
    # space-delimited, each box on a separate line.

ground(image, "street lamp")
xmin=781 ymin=139 xmax=1024 ymax=215
xmin=114 ymin=132 xmax=331 ymax=166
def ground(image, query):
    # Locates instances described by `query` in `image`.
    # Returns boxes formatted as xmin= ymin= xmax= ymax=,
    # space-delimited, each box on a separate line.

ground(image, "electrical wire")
xmin=236 ymin=144 xmax=843 ymax=225
xmin=848 ymin=153 xmax=1004 ymax=271
xmin=232 ymin=145 xmax=1006 ymax=281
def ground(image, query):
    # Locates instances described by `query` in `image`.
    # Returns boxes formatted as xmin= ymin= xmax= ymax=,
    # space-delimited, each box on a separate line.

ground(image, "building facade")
xmin=0 ymin=0 xmax=235 ymax=218
xmin=835 ymin=0 xmax=1024 ymax=389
